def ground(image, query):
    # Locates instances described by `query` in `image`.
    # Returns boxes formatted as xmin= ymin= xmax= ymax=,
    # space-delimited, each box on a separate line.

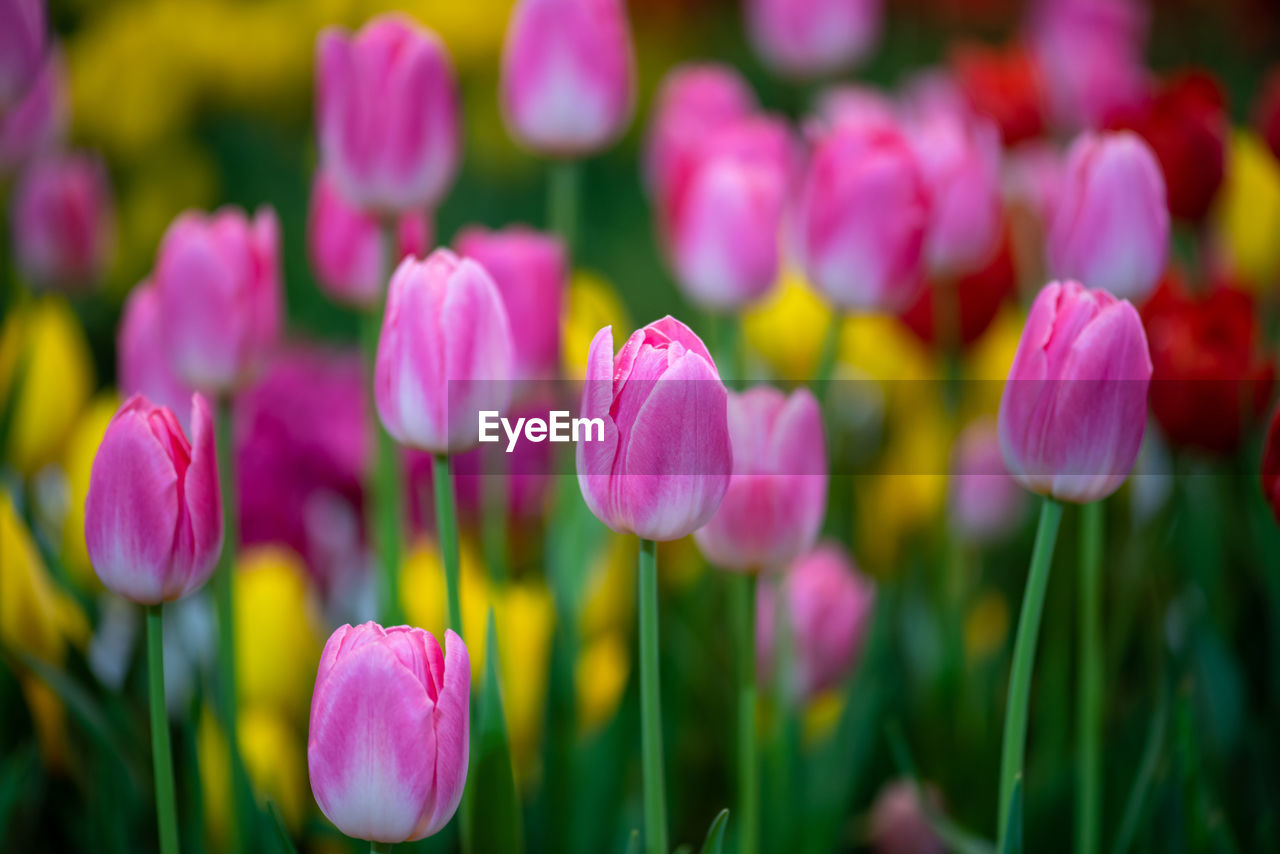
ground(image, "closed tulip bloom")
xmin=0 ymin=48 xmax=65 ymax=173
xmin=1048 ymin=132 xmax=1169 ymax=302
xmin=577 ymin=317 xmax=731 ymax=541
xmin=0 ymin=0 xmax=46 ymax=114
xmin=756 ymin=543 xmax=875 ymax=699
xmin=455 ymin=225 xmax=566 ymax=381
xmin=155 ymin=206 xmax=282 ymax=392
xmin=500 ymin=0 xmax=635 ymax=156
xmin=308 ymin=623 xmax=469 ymax=843
xmin=998 ymin=280 xmax=1152 ymax=504
xmin=118 ymin=280 xmax=194 ymax=425
xmin=84 ymin=394 xmax=223 ymax=604
xmin=12 ymin=151 xmax=114 ymax=290
xmin=307 ymin=171 xmax=431 ymax=308
xmin=796 ymin=124 xmax=931 ymax=311
xmin=746 ymin=0 xmax=882 ymax=80
xmin=644 ymin=63 xmax=756 ymax=200
xmin=316 ymin=15 xmax=461 ymax=214
xmin=375 ymin=250 xmax=514 ymax=455
xmin=694 ymin=387 xmax=827 ymax=570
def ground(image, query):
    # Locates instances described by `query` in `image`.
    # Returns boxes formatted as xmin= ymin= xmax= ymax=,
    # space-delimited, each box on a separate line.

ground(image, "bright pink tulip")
xmin=308 ymin=623 xmax=469 ymax=843
xmin=374 ymin=250 xmax=514 ymax=455
xmin=644 ymin=63 xmax=757 ymax=201
xmin=12 ymin=151 xmax=114 ymax=290
xmin=500 ymin=0 xmax=635 ymax=156
xmin=694 ymin=387 xmax=827 ymax=571
xmin=84 ymin=394 xmax=223 ymax=604
xmin=1048 ymin=131 xmax=1168 ymax=302
xmin=746 ymin=0 xmax=882 ymax=79
xmin=757 ymin=543 xmax=875 ymax=699
xmin=998 ymin=280 xmax=1152 ymax=504
xmin=795 ymin=123 xmax=931 ymax=311
xmin=454 ymin=225 xmax=566 ymax=382
xmin=577 ymin=317 xmax=731 ymax=541
xmin=155 ymin=206 xmax=282 ymax=392
xmin=118 ymin=280 xmax=194 ymax=426
xmin=307 ymin=170 xmax=431 ymax=308
xmin=869 ymin=779 xmax=945 ymax=854
xmin=0 ymin=47 xmax=64 ymax=172
xmin=0 ymin=0 xmax=46 ymax=114
xmin=316 ymin=15 xmax=461 ymax=214
xmin=949 ymin=419 xmax=1027 ymax=544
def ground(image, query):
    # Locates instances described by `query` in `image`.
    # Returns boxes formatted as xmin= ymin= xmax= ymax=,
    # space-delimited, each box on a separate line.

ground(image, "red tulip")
xmin=897 ymin=226 xmax=1017 ymax=350
xmin=951 ymin=41 xmax=1047 ymax=146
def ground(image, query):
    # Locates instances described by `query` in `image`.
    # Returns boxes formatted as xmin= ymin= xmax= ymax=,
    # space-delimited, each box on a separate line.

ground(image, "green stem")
xmin=213 ymin=394 xmax=243 ymax=852
xmin=146 ymin=605 xmax=180 ymax=854
xmin=548 ymin=159 xmax=580 ymax=258
xmin=370 ymin=842 xmax=393 ymax=854
xmin=638 ymin=538 xmax=668 ymax=854
xmin=732 ymin=572 xmax=759 ymax=854
xmin=1076 ymin=501 xmax=1104 ymax=854
xmin=432 ymin=453 xmax=464 ymax=634
xmin=997 ymin=497 xmax=1064 ymax=849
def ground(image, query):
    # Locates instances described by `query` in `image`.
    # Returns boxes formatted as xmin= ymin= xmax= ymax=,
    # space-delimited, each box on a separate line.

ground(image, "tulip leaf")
xmin=265 ymin=800 xmax=298 ymax=854
xmin=698 ymin=808 xmax=730 ymax=854
xmin=1000 ymin=777 xmax=1023 ymax=854
xmin=465 ymin=609 xmax=523 ymax=853
xmin=624 ymin=829 xmax=640 ymax=854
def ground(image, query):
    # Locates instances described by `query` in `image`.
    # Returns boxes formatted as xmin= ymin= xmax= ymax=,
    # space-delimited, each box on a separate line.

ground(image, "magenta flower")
xmin=0 ymin=47 xmax=64 ymax=173
xmin=117 ymin=280 xmax=194 ymax=427
xmin=85 ymin=394 xmax=223 ymax=604
xmin=12 ymin=150 xmax=114 ymax=290
xmin=0 ymin=0 xmax=47 ymax=115
xmin=308 ymin=623 xmax=470 ymax=843
xmin=745 ymin=0 xmax=883 ymax=79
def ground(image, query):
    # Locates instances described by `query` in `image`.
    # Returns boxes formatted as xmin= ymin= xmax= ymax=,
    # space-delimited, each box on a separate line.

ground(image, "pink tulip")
xmin=813 ymin=84 xmax=898 ymax=135
xmin=308 ymin=623 xmax=469 ymax=843
xmin=1047 ymin=131 xmax=1169 ymax=302
xmin=869 ymin=780 xmax=945 ymax=854
xmin=316 ymin=15 xmax=461 ymax=214
xmin=577 ymin=317 xmax=731 ymax=541
xmin=746 ymin=0 xmax=882 ymax=79
xmin=663 ymin=116 xmax=794 ymax=310
xmin=756 ymin=543 xmax=875 ymax=699
xmin=795 ymin=123 xmax=931 ymax=311
xmin=307 ymin=170 xmax=431 ymax=308
xmin=454 ymin=225 xmax=566 ymax=382
xmin=12 ymin=151 xmax=114 ymax=290
xmin=85 ymin=394 xmax=223 ymax=604
xmin=118 ymin=280 xmax=194 ymax=426
xmin=374 ymin=250 xmax=514 ymax=455
xmin=0 ymin=0 xmax=46 ymax=115
xmin=694 ymin=387 xmax=827 ymax=570
xmin=998 ymin=280 xmax=1152 ymax=504
xmin=949 ymin=419 xmax=1027 ymax=544
xmin=500 ymin=0 xmax=635 ymax=156
xmin=155 ymin=206 xmax=282 ymax=392
xmin=0 ymin=47 xmax=64 ymax=173
xmin=644 ymin=63 xmax=757 ymax=201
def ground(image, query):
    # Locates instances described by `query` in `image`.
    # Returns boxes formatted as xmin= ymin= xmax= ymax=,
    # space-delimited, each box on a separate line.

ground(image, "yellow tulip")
xmin=400 ymin=535 xmax=489 ymax=666
xmin=742 ymin=269 xmax=833 ymax=382
xmin=563 ymin=271 xmax=630 ymax=378
xmin=1215 ymin=131 xmax=1280 ymax=288
xmin=61 ymin=394 xmax=121 ymax=590
xmin=1 ymin=298 xmax=94 ymax=474
xmin=962 ymin=306 xmax=1026 ymax=419
xmin=578 ymin=533 xmax=634 ymax=640
xmin=576 ymin=631 xmax=629 ymax=734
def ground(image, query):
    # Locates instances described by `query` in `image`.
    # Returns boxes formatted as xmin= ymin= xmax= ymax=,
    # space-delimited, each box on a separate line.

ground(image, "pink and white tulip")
xmin=694 ymin=387 xmax=827 ymax=571
xmin=155 ymin=206 xmax=282 ymax=392
xmin=308 ymin=623 xmax=470 ymax=843
xmin=118 ymin=280 xmax=194 ymax=426
xmin=12 ymin=150 xmax=114 ymax=290
xmin=316 ymin=15 xmax=461 ymax=214
xmin=1047 ymin=131 xmax=1169 ymax=302
xmin=746 ymin=0 xmax=883 ymax=79
xmin=998 ymin=280 xmax=1152 ymax=504
xmin=500 ymin=0 xmax=635 ymax=156
xmin=374 ymin=250 xmax=514 ymax=455
xmin=85 ymin=394 xmax=223 ymax=604
xmin=577 ymin=317 xmax=731 ymax=542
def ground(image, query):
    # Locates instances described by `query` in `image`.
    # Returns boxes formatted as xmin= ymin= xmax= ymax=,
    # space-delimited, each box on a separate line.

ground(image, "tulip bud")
xmin=694 ymin=387 xmax=827 ymax=570
xmin=374 ymin=250 xmax=514 ymax=455
xmin=307 ymin=171 xmax=431 ymax=308
xmin=795 ymin=123 xmax=931 ymax=311
xmin=118 ymin=280 xmax=194 ymax=425
xmin=308 ymin=623 xmax=470 ymax=843
xmin=948 ymin=419 xmax=1027 ymax=544
xmin=12 ymin=151 xmax=114 ymax=290
xmin=998 ymin=280 xmax=1152 ymax=504
xmin=316 ymin=15 xmax=461 ymax=214
xmin=454 ymin=225 xmax=566 ymax=382
xmin=155 ymin=206 xmax=282 ymax=392
xmin=756 ymin=543 xmax=875 ymax=699
xmin=869 ymin=779 xmax=945 ymax=854
xmin=576 ymin=316 xmax=731 ymax=541
xmin=85 ymin=394 xmax=223 ymax=604
xmin=1047 ymin=131 xmax=1169 ymax=302
xmin=1262 ymin=404 xmax=1280 ymax=526
xmin=745 ymin=0 xmax=882 ymax=80
xmin=0 ymin=0 xmax=47 ymax=114
xmin=662 ymin=116 xmax=793 ymax=310
xmin=500 ymin=0 xmax=635 ymax=156
xmin=644 ymin=63 xmax=757 ymax=201
xmin=0 ymin=47 xmax=65 ymax=173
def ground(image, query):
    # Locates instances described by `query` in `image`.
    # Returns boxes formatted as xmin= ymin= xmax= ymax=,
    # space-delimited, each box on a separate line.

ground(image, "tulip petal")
xmin=418 ymin=629 xmax=470 ymax=838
